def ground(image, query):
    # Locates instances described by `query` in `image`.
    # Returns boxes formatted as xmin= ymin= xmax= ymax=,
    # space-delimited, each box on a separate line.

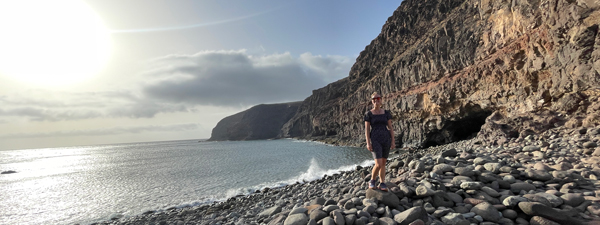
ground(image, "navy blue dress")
xmin=364 ymin=110 xmax=392 ymax=159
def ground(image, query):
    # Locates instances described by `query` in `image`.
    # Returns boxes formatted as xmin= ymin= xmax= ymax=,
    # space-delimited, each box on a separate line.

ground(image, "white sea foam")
xmin=223 ymin=158 xmax=374 ymax=199
xmin=287 ymin=158 xmax=373 ymax=182
xmin=290 ymin=139 xmax=337 ymax=147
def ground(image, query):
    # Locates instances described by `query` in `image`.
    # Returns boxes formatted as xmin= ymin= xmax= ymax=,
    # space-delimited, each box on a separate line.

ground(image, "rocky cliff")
xmin=280 ymin=0 xmax=600 ymax=148
xmin=208 ymin=102 xmax=301 ymax=141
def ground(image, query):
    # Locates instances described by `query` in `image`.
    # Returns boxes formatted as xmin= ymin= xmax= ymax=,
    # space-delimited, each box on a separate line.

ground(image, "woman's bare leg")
xmin=377 ymin=158 xmax=387 ymax=183
xmin=371 ymin=160 xmax=380 ymax=181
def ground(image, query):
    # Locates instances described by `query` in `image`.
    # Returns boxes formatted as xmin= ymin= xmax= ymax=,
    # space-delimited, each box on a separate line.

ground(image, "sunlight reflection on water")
xmin=0 ymin=139 xmax=373 ymax=225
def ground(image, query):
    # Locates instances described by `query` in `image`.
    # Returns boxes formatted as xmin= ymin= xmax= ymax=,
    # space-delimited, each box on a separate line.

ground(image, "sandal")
xmin=368 ymin=179 xmax=377 ymax=189
xmin=379 ymin=183 xmax=388 ymax=192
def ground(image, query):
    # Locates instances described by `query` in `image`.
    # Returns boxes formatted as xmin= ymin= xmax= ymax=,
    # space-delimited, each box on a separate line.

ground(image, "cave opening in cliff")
xmin=423 ymin=110 xmax=492 ymax=148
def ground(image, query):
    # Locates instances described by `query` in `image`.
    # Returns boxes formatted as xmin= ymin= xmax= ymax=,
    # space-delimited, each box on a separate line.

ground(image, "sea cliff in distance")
xmin=208 ymin=102 xmax=302 ymax=141
xmin=212 ymin=0 xmax=600 ymax=149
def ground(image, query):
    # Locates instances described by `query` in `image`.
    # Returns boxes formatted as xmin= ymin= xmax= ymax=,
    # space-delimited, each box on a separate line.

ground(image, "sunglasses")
xmin=372 ymin=97 xmax=381 ymax=101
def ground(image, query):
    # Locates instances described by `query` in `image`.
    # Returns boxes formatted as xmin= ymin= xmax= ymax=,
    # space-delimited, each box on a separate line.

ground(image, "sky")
xmin=0 ymin=0 xmax=402 ymax=150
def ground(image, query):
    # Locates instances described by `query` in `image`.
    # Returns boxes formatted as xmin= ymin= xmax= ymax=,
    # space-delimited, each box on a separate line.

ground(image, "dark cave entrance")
xmin=423 ymin=110 xmax=492 ymax=148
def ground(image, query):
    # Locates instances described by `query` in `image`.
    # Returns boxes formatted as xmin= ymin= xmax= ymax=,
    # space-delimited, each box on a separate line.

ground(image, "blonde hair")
xmin=371 ymin=92 xmax=381 ymax=99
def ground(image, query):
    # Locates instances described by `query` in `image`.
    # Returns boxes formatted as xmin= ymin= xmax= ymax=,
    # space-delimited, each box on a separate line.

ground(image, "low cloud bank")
xmin=142 ymin=50 xmax=353 ymax=107
xmin=0 ymin=123 xmax=200 ymax=138
xmin=0 ymin=51 xmax=353 ymax=122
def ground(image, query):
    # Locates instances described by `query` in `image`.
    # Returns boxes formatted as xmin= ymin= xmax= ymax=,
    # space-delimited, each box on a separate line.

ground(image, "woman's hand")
xmin=391 ymin=143 xmax=396 ymax=149
xmin=367 ymin=143 xmax=373 ymax=152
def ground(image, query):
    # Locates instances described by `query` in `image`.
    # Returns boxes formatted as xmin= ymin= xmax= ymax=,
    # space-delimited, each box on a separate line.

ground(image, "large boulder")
xmin=454 ymin=167 xmax=475 ymax=176
xmin=322 ymin=217 xmax=335 ymax=225
xmin=309 ymin=209 xmax=328 ymax=221
xmin=483 ymin=163 xmax=501 ymax=174
xmin=441 ymin=213 xmax=470 ymax=225
xmin=415 ymin=185 xmax=435 ymax=197
xmin=432 ymin=192 xmax=455 ymax=208
xmin=393 ymin=206 xmax=427 ymax=225
xmin=441 ymin=148 xmax=458 ymax=158
xmin=535 ymin=193 xmax=564 ymax=208
xmin=460 ymin=181 xmax=482 ymax=190
xmin=432 ymin=164 xmax=454 ymax=174
xmin=378 ymin=217 xmax=396 ymax=225
xmin=511 ymin=182 xmax=536 ymax=194
xmin=524 ymin=169 xmax=552 ymax=181
xmin=518 ymin=202 xmax=584 ymax=225
xmin=530 ymin=216 xmax=563 ymax=225
xmin=503 ymin=196 xmax=529 ymax=207
xmin=560 ymin=193 xmax=585 ymax=207
xmin=389 ymin=160 xmax=404 ymax=169
xmin=470 ymin=202 xmax=501 ymax=222
xmin=332 ymin=211 xmax=345 ymax=225
xmin=289 ymin=207 xmax=308 ymax=215
xmin=284 ymin=213 xmax=308 ymax=225
xmin=259 ymin=206 xmax=282 ymax=217
xmin=366 ymin=188 xmax=400 ymax=208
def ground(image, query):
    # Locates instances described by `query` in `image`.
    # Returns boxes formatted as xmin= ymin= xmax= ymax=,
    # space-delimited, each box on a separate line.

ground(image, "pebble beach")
xmin=96 ymin=125 xmax=600 ymax=225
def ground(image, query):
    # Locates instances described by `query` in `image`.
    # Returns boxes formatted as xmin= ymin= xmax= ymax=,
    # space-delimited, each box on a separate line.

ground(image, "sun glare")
xmin=0 ymin=0 xmax=111 ymax=86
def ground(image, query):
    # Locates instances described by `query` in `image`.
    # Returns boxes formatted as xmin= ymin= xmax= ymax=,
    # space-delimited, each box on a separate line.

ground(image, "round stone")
xmin=503 ymin=175 xmax=516 ymax=183
xmin=501 ymin=209 xmax=517 ymax=219
xmin=510 ymin=183 xmax=536 ymax=194
xmin=583 ymin=142 xmax=598 ymax=148
xmin=503 ymin=196 xmax=528 ymax=207
xmin=560 ymin=193 xmax=585 ymax=206
xmin=470 ymin=202 xmax=501 ymax=223
xmin=432 ymin=164 xmax=454 ymax=175
xmin=460 ymin=181 xmax=482 ymax=190
xmin=523 ymin=146 xmax=541 ymax=152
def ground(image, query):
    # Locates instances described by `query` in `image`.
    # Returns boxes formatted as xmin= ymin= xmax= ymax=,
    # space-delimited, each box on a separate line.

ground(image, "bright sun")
xmin=0 ymin=0 xmax=111 ymax=86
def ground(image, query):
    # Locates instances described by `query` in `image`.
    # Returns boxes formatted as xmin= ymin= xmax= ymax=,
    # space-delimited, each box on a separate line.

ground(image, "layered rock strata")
xmin=280 ymin=0 xmax=600 ymax=148
xmin=99 ymin=125 xmax=600 ymax=225
xmin=208 ymin=102 xmax=301 ymax=141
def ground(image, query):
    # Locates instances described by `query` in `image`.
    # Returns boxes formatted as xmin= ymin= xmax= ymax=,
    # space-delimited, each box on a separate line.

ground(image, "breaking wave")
xmin=224 ymin=158 xmax=373 ymax=199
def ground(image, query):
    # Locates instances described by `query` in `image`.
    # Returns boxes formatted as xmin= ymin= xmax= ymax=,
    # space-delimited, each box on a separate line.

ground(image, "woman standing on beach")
xmin=364 ymin=92 xmax=395 ymax=191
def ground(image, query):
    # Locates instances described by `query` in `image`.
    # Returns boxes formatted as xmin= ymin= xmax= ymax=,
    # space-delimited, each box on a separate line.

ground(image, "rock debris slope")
xmin=280 ymin=0 xmax=600 ymax=148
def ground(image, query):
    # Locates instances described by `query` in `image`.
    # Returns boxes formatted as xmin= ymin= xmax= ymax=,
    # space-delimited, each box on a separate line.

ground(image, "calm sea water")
xmin=0 ymin=139 xmax=374 ymax=225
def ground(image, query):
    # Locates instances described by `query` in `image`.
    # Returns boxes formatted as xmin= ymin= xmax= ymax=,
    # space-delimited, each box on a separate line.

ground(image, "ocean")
xmin=0 ymin=139 xmax=374 ymax=225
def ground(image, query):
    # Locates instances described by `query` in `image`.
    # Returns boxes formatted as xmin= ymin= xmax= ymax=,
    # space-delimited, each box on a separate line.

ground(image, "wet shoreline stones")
xmin=97 ymin=126 xmax=600 ymax=225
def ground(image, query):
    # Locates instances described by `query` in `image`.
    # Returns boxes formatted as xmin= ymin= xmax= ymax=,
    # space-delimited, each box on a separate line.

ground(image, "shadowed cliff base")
xmin=422 ymin=109 xmax=492 ymax=148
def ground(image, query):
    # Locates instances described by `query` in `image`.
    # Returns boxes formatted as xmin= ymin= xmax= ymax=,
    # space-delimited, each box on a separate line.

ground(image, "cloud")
xmin=0 ymin=107 xmax=102 ymax=121
xmin=299 ymin=53 xmax=354 ymax=82
xmin=142 ymin=50 xmax=354 ymax=107
xmin=0 ymin=123 xmax=200 ymax=139
xmin=0 ymin=50 xmax=354 ymax=122
xmin=0 ymin=89 xmax=190 ymax=121
xmin=108 ymin=100 xmax=191 ymax=119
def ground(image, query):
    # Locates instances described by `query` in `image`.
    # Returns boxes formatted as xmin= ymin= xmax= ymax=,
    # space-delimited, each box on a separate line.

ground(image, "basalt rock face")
xmin=208 ymin=102 xmax=301 ymax=141
xmin=280 ymin=0 xmax=600 ymax=148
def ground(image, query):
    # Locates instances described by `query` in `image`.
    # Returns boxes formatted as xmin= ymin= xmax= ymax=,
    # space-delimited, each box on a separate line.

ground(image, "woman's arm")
xmin=365 ymin=121 xmax=373 ymax=151
xmin=387 ymin=119 xmax=396 ymax=149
